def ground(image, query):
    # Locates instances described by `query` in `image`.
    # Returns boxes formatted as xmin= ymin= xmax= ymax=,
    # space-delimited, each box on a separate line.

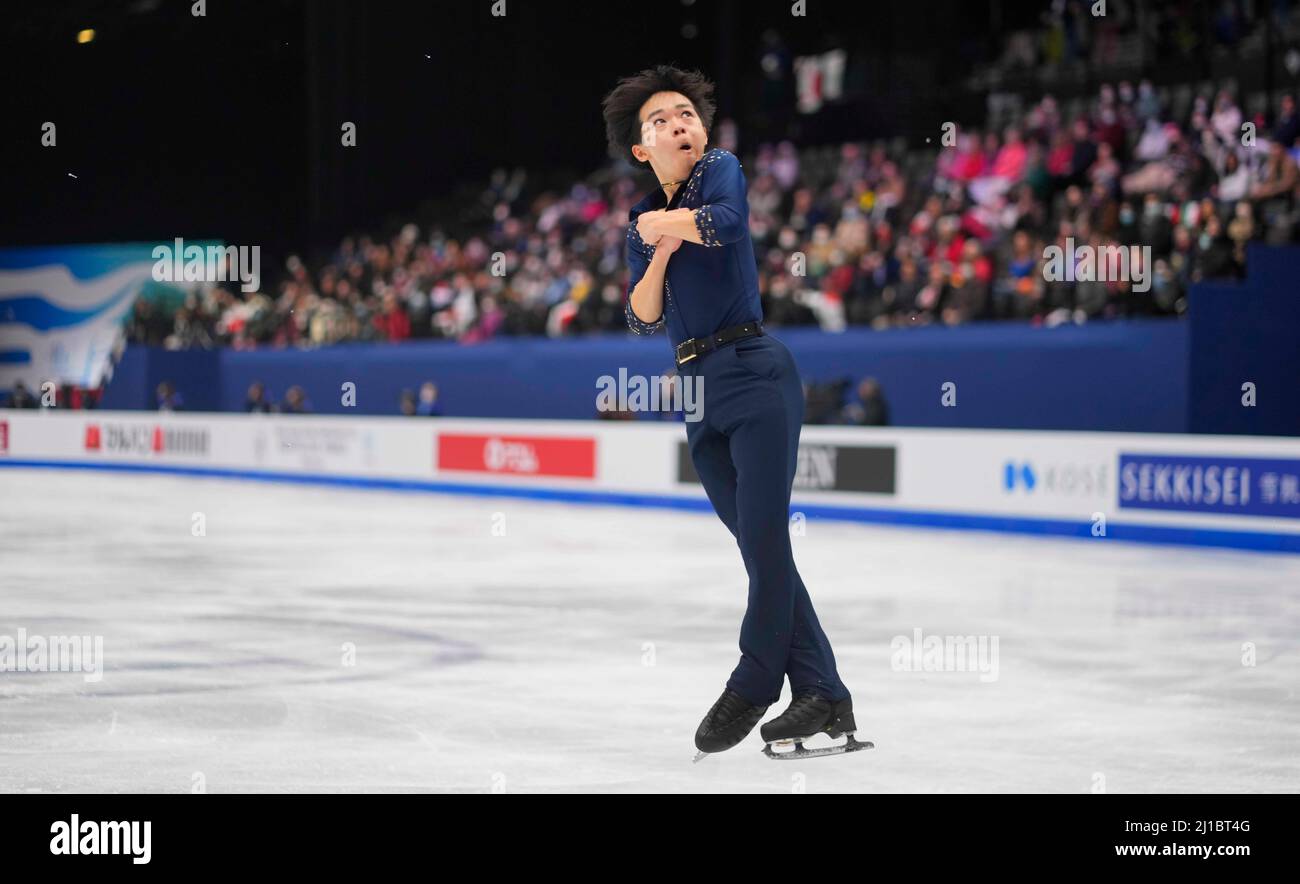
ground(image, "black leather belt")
xmin=674 ymin=321 xmax=763 ymax=367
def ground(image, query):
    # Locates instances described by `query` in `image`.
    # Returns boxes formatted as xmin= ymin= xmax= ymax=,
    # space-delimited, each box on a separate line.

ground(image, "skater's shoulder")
xmin=689 ymin=149 xmax=743 ymax=194
xmin=699 ymin=147 xmax=741 ymax=171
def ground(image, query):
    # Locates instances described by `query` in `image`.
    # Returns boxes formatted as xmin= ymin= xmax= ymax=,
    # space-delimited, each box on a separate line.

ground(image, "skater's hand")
xmin=657 ymin=235 xmax=683 ymax=255
xmin=637 ymin=210 xmax=666 ymax=244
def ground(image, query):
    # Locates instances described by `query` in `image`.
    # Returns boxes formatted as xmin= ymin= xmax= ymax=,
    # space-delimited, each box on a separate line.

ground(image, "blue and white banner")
xmin=0 ymin=245 xmax=157 ymax=391
xmin=1118 ymin=454 xmax=1300 ymax=519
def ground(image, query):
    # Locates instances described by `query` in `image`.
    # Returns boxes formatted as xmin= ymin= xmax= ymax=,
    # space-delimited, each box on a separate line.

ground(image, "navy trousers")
xmin=678 ymin=331 xmax=850 ymax=708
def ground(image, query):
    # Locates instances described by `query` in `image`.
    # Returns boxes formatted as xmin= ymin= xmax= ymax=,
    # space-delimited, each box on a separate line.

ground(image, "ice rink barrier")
xmin=2 ymin=410 xmax=1299 ymax=553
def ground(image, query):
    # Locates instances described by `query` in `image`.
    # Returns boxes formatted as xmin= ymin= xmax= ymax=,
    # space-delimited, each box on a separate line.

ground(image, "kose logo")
xmin=1003 ymin=461 xmax=1107 ymax=496
xmin=1003 ymin=462 xmax=1036 ymax=491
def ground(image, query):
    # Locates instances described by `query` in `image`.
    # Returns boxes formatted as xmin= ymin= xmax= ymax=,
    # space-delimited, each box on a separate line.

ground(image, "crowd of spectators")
xmin=122 ymin=76 xmax=1298 ymax=352
xmin=980 ymin=0 xmax=1298 ymax=83
xmin=0 ymin=377 xmax=446 ymax=415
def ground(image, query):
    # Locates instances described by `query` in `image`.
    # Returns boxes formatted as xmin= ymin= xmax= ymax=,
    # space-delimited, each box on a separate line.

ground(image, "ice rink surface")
xmin=1 ymin=467 xmax=1297 ymax=793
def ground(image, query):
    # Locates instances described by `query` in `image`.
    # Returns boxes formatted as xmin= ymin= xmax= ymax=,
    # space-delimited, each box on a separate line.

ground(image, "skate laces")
xmin=711 ymin=690 xmax=751 ymax=725
xmin=787 ymin=693 xmax=829 ymax=723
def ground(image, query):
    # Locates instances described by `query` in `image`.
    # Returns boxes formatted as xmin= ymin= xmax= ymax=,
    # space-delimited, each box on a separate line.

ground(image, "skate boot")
xmin=692 ymin=688 xmax=768 ymax=762
xmin=760 ymin=692 xmax=873 ymax=759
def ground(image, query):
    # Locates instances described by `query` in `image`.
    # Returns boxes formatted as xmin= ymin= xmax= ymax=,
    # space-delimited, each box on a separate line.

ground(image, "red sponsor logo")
xmin=0 ymin=420 xmax=8 ymax=454
xmin=438 ymin=433 xmax=596 ymax=479
xmin=84 ymin=423 xmax=209 ymax=456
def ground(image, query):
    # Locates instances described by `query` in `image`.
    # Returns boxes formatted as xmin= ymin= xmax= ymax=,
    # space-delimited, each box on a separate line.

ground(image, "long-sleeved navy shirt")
xmin=624 ymin=148 xmax=761 ymax=348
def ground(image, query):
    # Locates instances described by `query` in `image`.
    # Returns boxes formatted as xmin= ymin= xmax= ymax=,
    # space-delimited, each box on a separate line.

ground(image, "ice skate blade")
xmin=762 ymin=733 xmax=874 ymax=760
xmin=692 ymin=751 xmax=709 ymax=763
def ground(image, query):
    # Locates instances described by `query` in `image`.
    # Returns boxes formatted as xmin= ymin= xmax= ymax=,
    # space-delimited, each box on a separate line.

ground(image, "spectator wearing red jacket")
xmin=373 ymin=292 xmax=411 ymax=342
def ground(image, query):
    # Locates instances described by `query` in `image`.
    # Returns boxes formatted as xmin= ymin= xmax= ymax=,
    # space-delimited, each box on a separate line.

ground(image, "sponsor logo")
xmin=1118 ymin=454 xmax=1300 ymax=519
xmin=254 ymin=425 xmax=377 ymax=469
xmin=84 ymin=423 xmax=210 ymax=457
xmin=678 ymin=441 xmax=896 ymax=494
xmin=0 ymin=420 xmax=8 ymax=454
xmin=437 ymin=433 xmax=597 ymax=479
xmin=1004 ymin=462 xmax=1036 ymax=491
xmin=1003 ymin=460 xmax=1108 ymax=496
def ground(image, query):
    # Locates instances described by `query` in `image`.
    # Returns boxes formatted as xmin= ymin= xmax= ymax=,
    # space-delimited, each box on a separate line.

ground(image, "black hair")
xmin=601 ymin=65 xmax=716 ymax=163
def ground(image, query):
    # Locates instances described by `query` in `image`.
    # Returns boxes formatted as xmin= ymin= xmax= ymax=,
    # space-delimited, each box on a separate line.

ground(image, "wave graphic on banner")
xmin=0 ymin=248 xmax=157 ymax=390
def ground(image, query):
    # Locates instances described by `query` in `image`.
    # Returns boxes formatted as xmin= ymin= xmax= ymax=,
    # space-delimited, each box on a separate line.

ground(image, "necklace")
xmin=660 ymin=179 xmax=686 ymax=188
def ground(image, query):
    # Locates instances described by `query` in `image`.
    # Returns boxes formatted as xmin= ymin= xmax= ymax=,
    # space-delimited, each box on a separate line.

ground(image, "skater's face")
xmin=632 ymin=91 xmax=708 ymax=178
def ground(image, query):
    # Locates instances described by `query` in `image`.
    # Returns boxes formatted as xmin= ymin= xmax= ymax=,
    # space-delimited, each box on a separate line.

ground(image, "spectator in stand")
xmin=373 ymin=290 xmax=411 ymax=342
xmin=969 ymin=128 xmax=1028 ymax=205
xmin=1250 ymin=141 xmax=1298 ymax=208
xmin=245 ymin=381 xmax=273 ymax=413
xmin=995 ymin=230 xmax=1043 ymax=319
xmin=1275 ymin=94 xmax=1300 ymax=152
xmin=944 ymin=239 xmax=993 ymax=324
xmin=913 ymin=262 xmax=951 ymax=324
xmin=1210 ymin=90 xmax=1243 ymax=146
xmin=1088 ymin=141 xmax=1122 ymax=194
xmin=842 ymin=377 xmax=890 ymax=426
xmin=1133 ymin=117 xmax=1170 ymax=163
xmin=6 ymin=381 xmax=38 ymax=408
xmin=155 ymin=381 xmax=183 ymax=412
xmin=166 ymin=300 xmax=216 ymax=350
xmin=1067 ymin=117 xmax=1099 ymax=187
xmin=280 ymin=385 xmax=311 ymax=414
xmin=415 ymin=381 xmax=442 ymax=416
xmin=1137 ymin=192 xmax=1175 ymax=257
xmin=1213 ymin=150 xmax=1251 ymax=206
xmin=399 ymin=389 xmax=418 ymax=416
xmin=1227 ymin=200 xmax=1256 ymax=267
xmin=126 ymin=298 xmax=171 ymax=346
xmin=1195 ymin=213 xmax=1239 ymax=280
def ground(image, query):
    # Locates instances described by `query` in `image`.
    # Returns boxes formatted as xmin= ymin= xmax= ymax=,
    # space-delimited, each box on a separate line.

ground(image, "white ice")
xmin=1 ymin=467 xmax=1297 ymax=793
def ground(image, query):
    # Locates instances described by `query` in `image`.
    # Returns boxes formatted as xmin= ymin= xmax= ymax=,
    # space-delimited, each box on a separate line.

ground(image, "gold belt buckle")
xmin=676 ymin=341 xmax=697 ymax=365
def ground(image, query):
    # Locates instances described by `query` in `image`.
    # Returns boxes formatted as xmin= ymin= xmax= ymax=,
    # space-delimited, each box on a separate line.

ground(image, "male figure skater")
xmin=602 ymin=66 xmax=867 ymax=759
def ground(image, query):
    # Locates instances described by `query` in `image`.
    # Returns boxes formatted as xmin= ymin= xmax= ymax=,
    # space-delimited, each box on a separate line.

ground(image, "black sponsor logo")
xmin=677 ymin=441 xmax=895 ymax=494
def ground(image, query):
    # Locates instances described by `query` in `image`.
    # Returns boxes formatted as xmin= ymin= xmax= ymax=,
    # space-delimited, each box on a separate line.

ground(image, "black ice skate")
xmin=760 ymin=693 xmax=873 ymax=759
xmin=692 ymin=688 xmax=768 ymax=762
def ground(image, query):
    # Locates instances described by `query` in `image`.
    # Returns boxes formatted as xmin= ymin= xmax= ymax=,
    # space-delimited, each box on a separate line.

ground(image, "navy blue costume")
xmin=625 ymin=148 xmax=850 ymax=707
